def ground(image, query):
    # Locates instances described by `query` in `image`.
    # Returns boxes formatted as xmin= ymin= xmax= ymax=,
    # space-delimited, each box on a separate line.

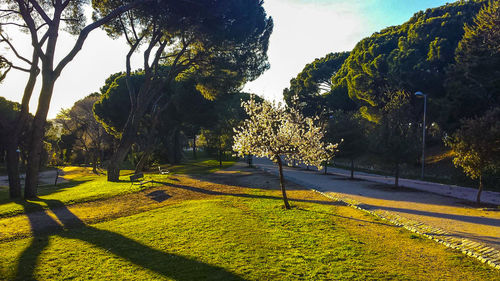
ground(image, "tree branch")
xmin=26 ymin=0 xmax=52 ymax=24
xmin=0 ymin=22 xmax=28 ymax=28
xmin=54 ymin=0 xmax=151 ymax=78
xmin=0 ymin=33 xmax=33 ymax=65
xmin=15 ymin=0 xmax=47 ymax=63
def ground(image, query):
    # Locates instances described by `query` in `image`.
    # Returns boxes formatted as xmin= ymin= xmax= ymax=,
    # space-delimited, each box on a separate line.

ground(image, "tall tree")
xmin=283 ymin=52 xmax=353 ymax=117
xmin=0 ymin=0 xmax=149 ymax=198
xmin=0 ymin=97 xmax=25 ymax=197
xmin=326 ymin=110 xmax=368 ymax=179
xmin=0 ymin=26 xmax=11 ymax=82
xmin=371 ymin=90 xmax=419 ymax=187
xmin=96 ymin=0 xmax=273 ymax=181
xmin=445 ymin=108 xmax=500 ymax=204
xmin=56 ymin=94 xmax=113 ymax=173
xmin=444 ymin=0 xmax=500 ymax=128
xmin=0 ymin=8 xmax=40 ymax=198
xmin=233 ymin=97 xmax=337 ymax=209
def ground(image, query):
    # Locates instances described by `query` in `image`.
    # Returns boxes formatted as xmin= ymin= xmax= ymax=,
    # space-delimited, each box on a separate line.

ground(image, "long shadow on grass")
xmin=301 ymin=209 xmax=397 ymax=227
xmin=0 ymin=180 xmax=91 ymax=209
xmin=15 ymin=199 xmax=246 ymax=281
xmin=154 ymin=181 xmax=344 ymax=206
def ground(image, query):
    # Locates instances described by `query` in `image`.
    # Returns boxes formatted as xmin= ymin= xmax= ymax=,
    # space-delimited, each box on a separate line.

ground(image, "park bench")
xmin=158 ymin=166 xmax=169 ymax=175
xmin=129 ymin=173 xmax=152 ymax=188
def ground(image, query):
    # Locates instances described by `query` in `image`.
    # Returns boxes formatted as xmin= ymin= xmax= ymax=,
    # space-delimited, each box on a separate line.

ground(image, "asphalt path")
xmin=0 ymin=169 xmax=67 ymax=187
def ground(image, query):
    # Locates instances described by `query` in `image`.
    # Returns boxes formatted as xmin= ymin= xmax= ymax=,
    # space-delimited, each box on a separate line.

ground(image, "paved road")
xmin=253 ymin=157 xmax=500 ymax=251
xmin=0 ymin=169 xmax=67 ymax=187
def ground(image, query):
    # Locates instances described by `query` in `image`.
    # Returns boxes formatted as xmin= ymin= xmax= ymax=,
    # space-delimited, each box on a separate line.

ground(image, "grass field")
xmin=0 ymin=159 xmax=234 ymax=218
xmin=0 ymin=162 xmax=498 ymax=280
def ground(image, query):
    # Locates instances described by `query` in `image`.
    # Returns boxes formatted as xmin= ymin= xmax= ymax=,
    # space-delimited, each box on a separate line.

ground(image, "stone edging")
xmin=311 ymin=189 xmax=500 ymax=270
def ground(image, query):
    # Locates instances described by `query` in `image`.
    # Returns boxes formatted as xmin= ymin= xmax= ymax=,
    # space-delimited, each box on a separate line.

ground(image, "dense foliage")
xmin=53 ymin=94 xmax=113 ymax=172
xmin=331 ymin=0 xmax=488 ymax=122
xmin=93 ymin=70 xmax=255 ymax=168
xmin=445 ymin=0 xmax=500 ymax=127
xmin=94 ymin=0 xmax=273 ymax=181
xmin=283 ymin=52 xmax=354 ymax=117
xmin=445 ymin=108 xmax=500 ymax=203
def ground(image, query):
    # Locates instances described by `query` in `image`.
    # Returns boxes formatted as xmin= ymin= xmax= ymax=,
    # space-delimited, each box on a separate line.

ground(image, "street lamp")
xmin=415 ymin=91 xmax=427 ymax=179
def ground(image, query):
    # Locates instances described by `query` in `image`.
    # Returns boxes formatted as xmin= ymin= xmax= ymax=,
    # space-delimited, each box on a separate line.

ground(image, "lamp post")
xmin=415 ymin=91 xmax=427 ymax=179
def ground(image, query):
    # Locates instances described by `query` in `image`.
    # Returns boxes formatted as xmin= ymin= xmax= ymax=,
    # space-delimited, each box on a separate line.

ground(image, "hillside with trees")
xmin=286 ymin=0 xmax=500 ymax=195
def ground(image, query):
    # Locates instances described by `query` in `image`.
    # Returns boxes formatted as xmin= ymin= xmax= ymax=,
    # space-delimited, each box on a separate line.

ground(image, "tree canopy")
xmin=283 ymin=52 xmax=353 ymax=117
xmin=95 ymin=0 xmax=273 ymax=181
xmin=444 ymin=0 xmax=500 ymax=127
xmin=331 ymin=0 xmax=488 ymax=121
xmin=445 ymin=107 xmax=500 ymax=203
xmin=56 ymin=94 xmax=113 ymax=172
xmin=0 ymin=0 xmax=151 ymax=197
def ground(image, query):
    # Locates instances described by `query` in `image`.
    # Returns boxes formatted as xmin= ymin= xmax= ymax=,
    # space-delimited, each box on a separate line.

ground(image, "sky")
xmin=0 ymin=0 xmax=450 ymax=119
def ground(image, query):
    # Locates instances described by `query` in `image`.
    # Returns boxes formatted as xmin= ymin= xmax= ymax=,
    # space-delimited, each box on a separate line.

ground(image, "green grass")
xmin=164 ymin=159 xmax=235 ymax=175
xmin=1 ymin=188 xmax=498 ymax=280
xmin=0 ymin=159 xmax=234 ymax=218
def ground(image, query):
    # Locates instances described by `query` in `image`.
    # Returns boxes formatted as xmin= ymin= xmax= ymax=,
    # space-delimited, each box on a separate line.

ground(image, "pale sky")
xmin=0 ymin=0 xmax=449 ymax=119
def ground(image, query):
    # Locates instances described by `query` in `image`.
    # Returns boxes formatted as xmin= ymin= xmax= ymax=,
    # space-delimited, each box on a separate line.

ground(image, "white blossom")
xmin=233 ymin=96 xmax=338 ymax=169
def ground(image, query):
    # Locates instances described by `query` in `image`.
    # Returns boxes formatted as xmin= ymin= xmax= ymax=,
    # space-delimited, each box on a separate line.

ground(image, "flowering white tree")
xmin=233 ymin=96 xmax=338 ymax=209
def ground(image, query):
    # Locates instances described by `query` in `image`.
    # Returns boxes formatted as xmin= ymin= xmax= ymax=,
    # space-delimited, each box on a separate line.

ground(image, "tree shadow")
xmin=0 ymin=179 xmax=92 ymax=207
xmin=300 ymin=208 xmax=397 ymax=227
xmin=153 ymin=181 xmax=344 ymax=206
xmin=190 ymin=167 xmax=310 ymax=191
xmin=15 ymin=199 xmax=246 ymax=281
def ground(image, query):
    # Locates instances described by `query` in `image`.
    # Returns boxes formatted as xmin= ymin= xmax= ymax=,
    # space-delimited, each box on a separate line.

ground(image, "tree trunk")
xmin=107 ymin=136 xmax=135 ymax=181
xmin=476 ymin=175 xmax=483 ymax=204
xmin=25 ymin=78 xmax=56 ymax=198
xmin=135 ymin=144 xmax=155 ymax=174
xmin=92 ymin=152 xmax=98 ymax=175
xmin=134 ymin=151 xmax=149 ymax=174
xmin=107 ymin=121 xmax=138 ymax=181
xmin=276 ymin=156 xmax=291 ymax=209
xmin=350 ymin=158 xmax=354 ymax=179
xmin=5 ymin=49 xmax=40 ymax=199
xmin=54 ymin=169 xmax=59 ymax=186
xmin=174 ymin=129 xmax=182 ymax=164
xmin=219 ymin=149 xmax=223 ymax=168
xmin=394 ymin=161 xmax=399 ymax=188
xmin=192 ymin=135 xmax=197 ymax=159
xmin=324 ymin=162 xmax=327 ymax=175
xmin=6 ymin=140 xmax=21 ymax=198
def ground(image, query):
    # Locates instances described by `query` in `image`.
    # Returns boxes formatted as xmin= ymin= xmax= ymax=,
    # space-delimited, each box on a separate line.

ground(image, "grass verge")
xmin=0 ymin=170 xmax=498 ymax=280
